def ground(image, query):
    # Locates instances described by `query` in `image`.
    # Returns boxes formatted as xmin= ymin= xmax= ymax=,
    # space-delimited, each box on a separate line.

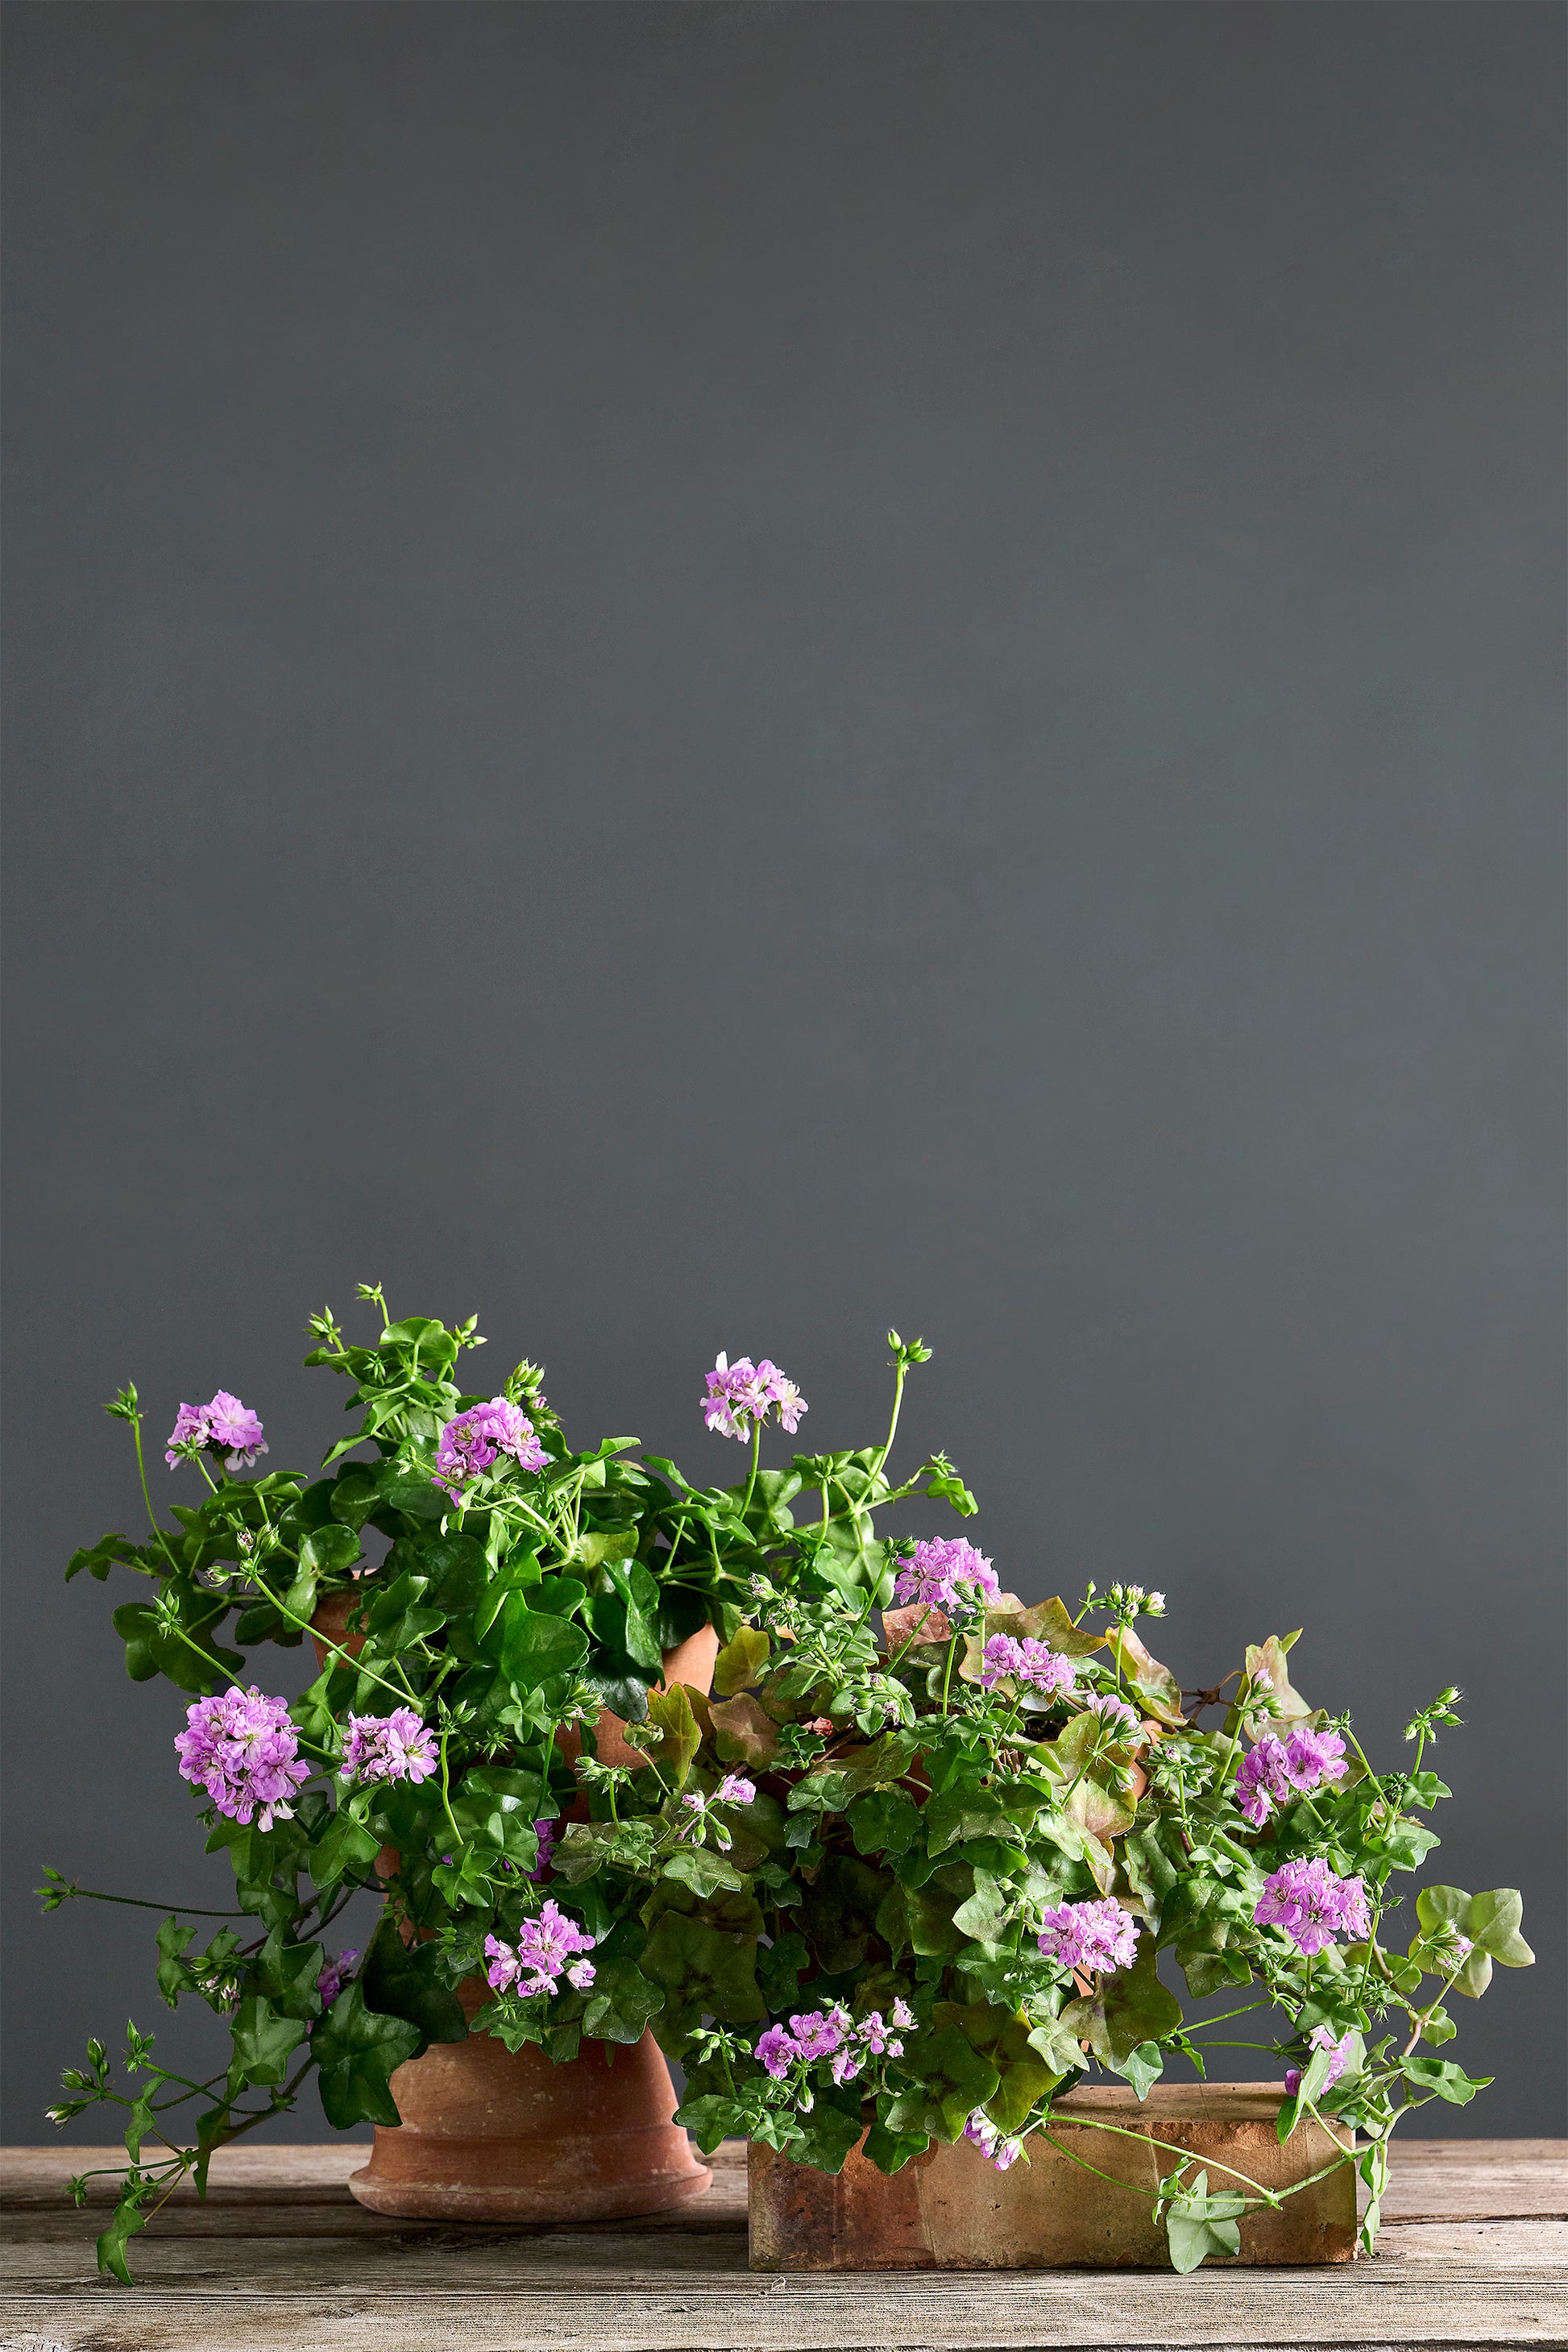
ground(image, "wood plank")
xmin=2 ymin=2216 xmax=1563 ymax=2288
xmin=4 ymin=2277 xmax=1568 ymax=2350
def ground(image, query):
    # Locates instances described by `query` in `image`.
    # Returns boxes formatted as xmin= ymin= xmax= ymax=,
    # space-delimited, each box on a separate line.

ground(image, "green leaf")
xmin=97 ymin=2192 xmax=149 ymax=2284
xmin=229 ymin=1993 xmax=309 ymax=2087
xmin=308 ymin=1808 xmax=382 ymax=1894
xmin=673 ymin=2092 xmax=741 ymax=2155
xmin=661 ymin=1847 xmax=748 ymax=1899
xmin=713 ymin=1624 xmax=771 ymax=1696
xmin=581 ymin=1955 xmax=666 ymax=2045
xmin=1401 ymin=2056 xmax=1492 ymax=2105
xmin=641 ymin=1910 xmax=765 ymax=2039
xmin=483 ymin=1591 xmax=590 ymax=1690
xmin=756 ymin=1931 xmax=809 ymax=2011
xmin=361 ymin=1924 xmax=467 ymax=2045
xmin=885 ymin=2025 xmax=999 ymax=2143
xmin=313 ymin=1983 xmax=423 ymax=2127
xmin=864 ymin=2118 xmax=932 ymax=2172
xmin=1061 ymin=1936 xmax=1181 ymax=2066
xmin=252 ymin=1927 xmax=325 ymax=2020
xmin=299 ymin=1522 xmax=362 ymax=1581
xmin=1468 ymin=1889 xmax=1534 ymax=1967
xmin=848 ymin=1786 xmax=924 ymax=1859
xmin=1164 ymin=2170 xmax=1247 ymax=2272
xmin=1105 ymin=1626 xmax=1186 ymax=1727
xmin=1118 ymin=2039 xmax=1164 ymax=2101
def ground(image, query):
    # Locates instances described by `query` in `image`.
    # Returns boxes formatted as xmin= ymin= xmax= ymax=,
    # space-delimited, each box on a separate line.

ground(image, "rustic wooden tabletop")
xmin=2 ymin=2138 xmax=1564 ymax=2351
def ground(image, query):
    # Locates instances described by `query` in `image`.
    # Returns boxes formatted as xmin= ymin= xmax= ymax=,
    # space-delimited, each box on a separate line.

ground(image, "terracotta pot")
xmin=308 ymin=1591 xmax=718 ymax=2221
xmin=749 ymin=2083 xmax=1356 ymax=2270
xmin=347 ymin=1981 xmax=710 ymax=2221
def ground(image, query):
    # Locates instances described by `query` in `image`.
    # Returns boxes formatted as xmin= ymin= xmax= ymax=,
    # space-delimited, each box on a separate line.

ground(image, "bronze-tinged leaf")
xmin=1064 ymin=1772 xmax=1137 ymax=1844
xmin=1106 ymin=1627 xmax=1186 ymax=1727
xmin=882 ymin=1602 xmax=952 ymax=1650
xmin=709 ymin=1692 xmax=782 ymax=1767
xmin=988 ymin=1596 xmax=1106 ymax=1660
xmin=643 ymin=1683 xmax=701 ymax=1787
xmin=1230 ymin=1634 xmax=1310 ymax=1736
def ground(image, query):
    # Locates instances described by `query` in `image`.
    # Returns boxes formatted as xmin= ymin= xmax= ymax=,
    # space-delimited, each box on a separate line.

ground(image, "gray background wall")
xmin=3 ymin=0 xmax=1562 ymax=2143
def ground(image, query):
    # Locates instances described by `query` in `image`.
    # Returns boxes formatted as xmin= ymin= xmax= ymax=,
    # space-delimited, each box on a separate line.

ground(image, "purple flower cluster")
xmin=166 ymin=1392 xmax=268 ymax=1472
xmin=174 ymin=1686 xmax=309 ymax=1830
xmin=1035 ymin=1898 xmax=1141 ymax=1975
xmin=1283 ymin=2023 xmax=1354 ymax=2097
xmin=700 ymin=1354 xmax=808 ymax=1441
xmin=979 ymin=1634 xmax=1076 ymax=1700
xmin=1234 ymin=1727 xmax=1349 ymax=1827
xmin=340 ymin=1709 xmax=439 ymax=1786
xmin=435 ymin=1398 xmax=547 ymax=1497
xmin=316 ymin=1949 xmax=359 ymax=2008
xmin=892 ymin=1537 xmax=1000 ymax=1619
xmin=756 ymin=1998 xmax=914 ymax=2084
xmin=964 ymin=2109 xmax=1024 ymax=2170
xmin=529 ymin=1819 xmax=558 ymax=1881
xmin=483 ymin=1901 xmax=597 ymax=1997
xmin=1254 ymin=1858 xmax=1371 ymax=1957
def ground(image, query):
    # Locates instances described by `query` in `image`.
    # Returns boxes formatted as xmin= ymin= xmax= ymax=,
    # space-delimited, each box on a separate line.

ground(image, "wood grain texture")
xmin=2 ymin=2141 xmax=1564 ymax=2352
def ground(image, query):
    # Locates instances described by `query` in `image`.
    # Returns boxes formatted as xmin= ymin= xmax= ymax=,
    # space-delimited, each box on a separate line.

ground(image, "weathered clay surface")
xmin=349 ymin=1985 xmax=711 ymax=2221
xmin=749 ymin=2083 xmax=1357 ymax=2269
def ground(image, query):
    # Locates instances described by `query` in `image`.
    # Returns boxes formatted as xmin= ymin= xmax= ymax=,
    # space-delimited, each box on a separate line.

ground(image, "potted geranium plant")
xmin=44 ymin=1308 xmax=979 ymax=2277
xmin=633 ymin=1570 xmax=1534 ymax=2271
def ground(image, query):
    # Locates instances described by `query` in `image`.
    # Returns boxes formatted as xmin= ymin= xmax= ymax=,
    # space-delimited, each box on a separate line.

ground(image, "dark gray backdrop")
xmin=4 ymin=0 xmax=1562 ymax=2143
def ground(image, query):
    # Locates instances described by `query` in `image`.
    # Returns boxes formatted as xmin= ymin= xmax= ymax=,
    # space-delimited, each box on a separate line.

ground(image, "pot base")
xmin=349 ymin=2124 xmax=711 ymax=2222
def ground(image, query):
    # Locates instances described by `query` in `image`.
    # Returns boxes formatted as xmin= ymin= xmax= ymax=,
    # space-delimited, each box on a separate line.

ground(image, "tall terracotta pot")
xmin=309 ymin=1588 xmax=719 ymax=2221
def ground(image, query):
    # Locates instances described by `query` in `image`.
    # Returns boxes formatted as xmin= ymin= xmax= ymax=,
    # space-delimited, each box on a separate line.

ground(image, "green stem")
xmin=868 ymin=1358 xmax=907 ymax=1487
xmin=1058 ymin=2113 xmax=1282 ymax=2204
xmin=127 ymin=1410 xmax=185 ymax=1578
xmin=740 ymin=1422 xmax=762 ymax=1516
xmin=49 ymin=1886 xmax=246 ymax=1919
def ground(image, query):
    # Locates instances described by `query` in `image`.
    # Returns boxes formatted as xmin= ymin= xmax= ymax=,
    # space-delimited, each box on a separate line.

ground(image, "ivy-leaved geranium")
xmin=44 ymin=1310 xmax=981 ymax=2279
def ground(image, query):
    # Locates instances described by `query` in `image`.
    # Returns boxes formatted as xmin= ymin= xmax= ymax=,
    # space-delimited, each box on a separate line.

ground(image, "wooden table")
xmin=2 ymin=2139 xmax=1564 ymax=2350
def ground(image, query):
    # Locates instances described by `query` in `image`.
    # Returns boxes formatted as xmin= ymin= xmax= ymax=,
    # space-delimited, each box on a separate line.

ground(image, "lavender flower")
xmin=1235 ymin=1728 xmax=1348 ymax=1826
xmin=483 ymin=1900 xmax=597 ymax=1997
xmin=340 ymin=1709 xmax=438 ymax=1787
xmin=980 ymin=1634 xmax=1077 ymax=1700
xmin=716 ymin=1774 xmax=757 ymax=1806
xmin=893 ymin=1537 xmax=1000 ymax=1620
xmin=1234 ymin=1736 xmax=1297 ymax=1827
xmin=890 ymin=1997 xmax=915 ymax=2030
xmin=1035 ymin=1897 xmax=1140 ymax=1975
xmin=1254 ymin=1859 xmax=1371 ymax=1957
xmin=166 ymin=1392 xmax=268 ymax=1472
xmin=700 ymin=1353 xmax=809 ymax=1441
xmin=566 ymin=1959 xmax=596 ymax=1991
xmin=434 ymin=1398 xmax=547 ymax=1498
xmin=1283 ymin=2023 xmax=1354 ymax=2097
xmin=316 ymin=1949 xmax=359 ymax=2007
xmin=174 ymin=1686 xmax=309 ymax=1829
xmin=964 ymin=2110 xmax=1025 ymax=2169
xmin=830 ymin=2047 xmax=865 ymax=2084
xmin=789 ymin=2008 xmax=851 ymax=2060
xmin=1280 ymin=1725 xmax=1349 ymax=1791
xmin=757 ymin=2024 xmax=796 ymax=2078
xmin=529 ymin=1819 xmax=558 ymax=1882
xmin=857 ymin=2010 xmax=904 ymax=2057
